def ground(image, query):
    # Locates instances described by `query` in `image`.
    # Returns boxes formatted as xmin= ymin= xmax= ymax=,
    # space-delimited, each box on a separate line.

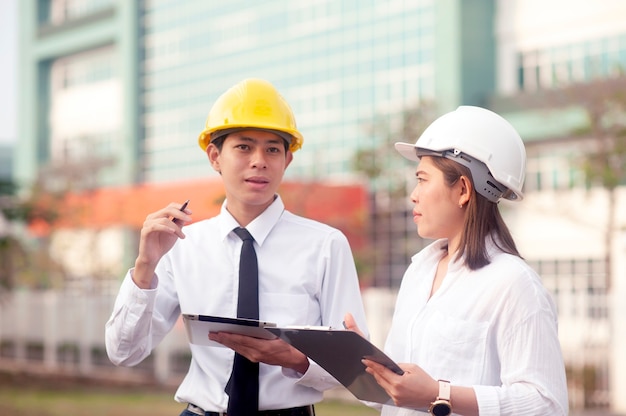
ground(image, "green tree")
xmin=354 ymin=101 xmax=437 ymax=192
xmin=548 ymin=76 xmax=626 ymax=291
xmin=575 ymin=77 xmax=626 ymax=291
xmin=0 ymin=177 xmax=64 ymax=295
xmin=500 ymin=75 xmax=626 ymax=290
xmin=0 ymin=178 xmax=24 ymax=295
xmin=352 ymin=101 xmax=437 ymax=287
xmin=513 ymin=75 xmax=626 ymax=409
xmin=565 ymin=77 xmax=626 ymax=412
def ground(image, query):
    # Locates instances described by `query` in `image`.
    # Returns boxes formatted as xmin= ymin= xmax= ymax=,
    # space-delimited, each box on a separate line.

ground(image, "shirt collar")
xmin=218 ymin=195 xmax=285 ymax=246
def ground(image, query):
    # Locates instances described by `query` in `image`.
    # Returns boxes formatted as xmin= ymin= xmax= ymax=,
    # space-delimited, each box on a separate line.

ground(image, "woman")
xmin=347 ymin=106 xmax=568 ymax=415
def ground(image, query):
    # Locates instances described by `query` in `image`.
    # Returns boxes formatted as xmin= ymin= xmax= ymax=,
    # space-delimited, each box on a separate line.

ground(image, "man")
xmin=105 ymin=78 xmax=369 ymax=416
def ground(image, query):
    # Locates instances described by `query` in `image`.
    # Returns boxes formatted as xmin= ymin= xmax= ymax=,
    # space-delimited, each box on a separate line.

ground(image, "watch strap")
xmin=437 ymin=379 xmax=451 ymax=401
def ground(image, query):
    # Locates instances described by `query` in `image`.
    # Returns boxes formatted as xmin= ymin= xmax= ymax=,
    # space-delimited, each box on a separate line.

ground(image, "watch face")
xmin=431 ymin=402 xmax=452 ymax=416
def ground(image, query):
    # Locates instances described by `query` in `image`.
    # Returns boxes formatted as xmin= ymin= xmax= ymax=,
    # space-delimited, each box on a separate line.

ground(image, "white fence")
xmin=0 ymin=290 xmax=189 ymax=385
xmin=0 ymin=284 xmax=612 ymax=410
xmin=0 ymin=288 xmax=397 ymax=386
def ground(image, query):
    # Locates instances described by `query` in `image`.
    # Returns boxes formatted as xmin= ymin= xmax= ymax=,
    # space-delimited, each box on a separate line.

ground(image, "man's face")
xmin=207 ymin=129 xmax=293 ymax=217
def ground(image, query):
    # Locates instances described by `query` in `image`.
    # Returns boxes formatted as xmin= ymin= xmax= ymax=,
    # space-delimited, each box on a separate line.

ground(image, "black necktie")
xmin=226 ymin=227 xmax=259 ymax=415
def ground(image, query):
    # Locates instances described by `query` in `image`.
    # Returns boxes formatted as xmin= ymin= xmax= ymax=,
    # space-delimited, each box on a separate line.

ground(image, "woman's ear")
xmin=458 ymin=175 xmax=472 ymax=207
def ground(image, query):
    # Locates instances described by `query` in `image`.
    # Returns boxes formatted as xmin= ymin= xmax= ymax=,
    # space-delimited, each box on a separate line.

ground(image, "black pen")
xmin=172 ymin=199 xmax=190 ymax=223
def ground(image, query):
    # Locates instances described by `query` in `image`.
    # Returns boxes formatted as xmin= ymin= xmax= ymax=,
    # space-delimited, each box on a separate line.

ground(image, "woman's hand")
xmin=344 ymin=311 xmax=436 ymax=409
xmin=343 ymin=312 xmax=365 ymax=337
xmin=362 ymin=359 xmax=438 ymax=410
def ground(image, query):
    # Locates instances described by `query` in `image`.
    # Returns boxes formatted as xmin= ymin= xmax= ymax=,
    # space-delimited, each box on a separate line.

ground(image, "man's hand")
xmin=133 ymin=201 xmax=192 ymax=288
xmin=209 ymin=332 xmax=310 ymax=374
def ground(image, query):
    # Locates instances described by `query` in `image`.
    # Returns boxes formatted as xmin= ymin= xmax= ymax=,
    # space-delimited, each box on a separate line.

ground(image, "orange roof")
xmin=31 ymin=179 xmax=369 ymax=249
xmin=53 ymin=178 xmax=226 ymax=229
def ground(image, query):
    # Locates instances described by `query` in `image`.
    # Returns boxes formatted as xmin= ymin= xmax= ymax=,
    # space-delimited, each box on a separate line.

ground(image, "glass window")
xmin=42 ymin=0 xmax=113 ymax=26
xmin=530 ymin=258 xmax=607 ymax=319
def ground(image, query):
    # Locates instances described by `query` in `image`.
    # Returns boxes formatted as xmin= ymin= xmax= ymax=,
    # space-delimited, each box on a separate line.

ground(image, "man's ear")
xmin=284 ymin=150 xmax=294 ymax=168
xmin=207 ymin=144 xmax=221 ymax=173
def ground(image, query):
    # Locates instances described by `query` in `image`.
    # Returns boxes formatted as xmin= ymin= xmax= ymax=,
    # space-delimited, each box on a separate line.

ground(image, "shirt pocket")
xmin=424 ymin=310 xmax=490 ymax=384
xmin=261 ymin=293 xmax=312 ymax=325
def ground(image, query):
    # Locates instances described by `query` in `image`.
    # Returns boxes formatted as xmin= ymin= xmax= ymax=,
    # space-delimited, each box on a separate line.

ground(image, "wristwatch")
xmin=429 ymin=379 xmax=452 ymax=416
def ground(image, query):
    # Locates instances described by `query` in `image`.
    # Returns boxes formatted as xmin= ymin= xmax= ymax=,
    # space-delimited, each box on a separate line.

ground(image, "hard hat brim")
xmin=199 ymin=126 xmax=303 ymax=152
xmin=394 ymin=142 xmax=421 ymax=162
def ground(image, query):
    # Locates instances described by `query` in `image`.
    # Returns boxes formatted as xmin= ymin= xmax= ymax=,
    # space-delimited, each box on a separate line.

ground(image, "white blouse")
xmin=382 ymin=239 xmax=568 ymax=416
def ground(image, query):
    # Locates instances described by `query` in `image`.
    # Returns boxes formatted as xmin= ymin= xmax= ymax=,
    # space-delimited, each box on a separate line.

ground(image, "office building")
xmin=17 ymin=0 xmax=497 ymax=289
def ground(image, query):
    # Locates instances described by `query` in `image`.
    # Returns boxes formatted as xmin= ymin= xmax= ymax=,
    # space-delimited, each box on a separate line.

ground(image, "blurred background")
xmin=1 ymin=0 xmax=626 ymax=414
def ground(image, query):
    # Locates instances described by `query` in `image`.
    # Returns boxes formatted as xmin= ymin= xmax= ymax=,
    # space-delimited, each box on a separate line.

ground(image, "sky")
xmin=0 ymin=0 xmax=18 ymax=144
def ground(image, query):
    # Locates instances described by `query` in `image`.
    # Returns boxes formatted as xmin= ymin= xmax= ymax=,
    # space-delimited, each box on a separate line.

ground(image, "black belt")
xmin=186 ymin=403 xmax=315 ymax=416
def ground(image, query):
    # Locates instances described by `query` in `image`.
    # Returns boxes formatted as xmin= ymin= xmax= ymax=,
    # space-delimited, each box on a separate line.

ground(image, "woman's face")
xmin=409 ymin=156 xmax=467 ymax=242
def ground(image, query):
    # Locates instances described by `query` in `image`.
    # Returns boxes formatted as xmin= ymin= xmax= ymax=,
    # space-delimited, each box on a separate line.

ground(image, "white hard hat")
xmin=394 ymin=106 xmax=526 ymax=202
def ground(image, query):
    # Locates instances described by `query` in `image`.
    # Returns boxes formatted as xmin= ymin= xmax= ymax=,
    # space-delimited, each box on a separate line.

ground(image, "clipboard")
xmin=182 ymin=314 xmax=277 ymax=347
xmin=266 ymin=327 xmax=403 ymax=404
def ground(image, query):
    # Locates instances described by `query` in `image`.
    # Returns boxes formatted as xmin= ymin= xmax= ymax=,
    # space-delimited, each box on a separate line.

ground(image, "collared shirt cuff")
xmin=129 ymin=268 xmax=159 ymax=290
xmin=125 ymin=268 xmax=158 ymax=309
xmin=282 ymin=360 xmax=339 ymax=391
xmin=473 ymin=385 xmax=500 ymax=416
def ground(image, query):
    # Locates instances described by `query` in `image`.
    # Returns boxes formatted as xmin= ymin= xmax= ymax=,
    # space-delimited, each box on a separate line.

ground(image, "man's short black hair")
xmin=210 ymin=130 xmax=290 ymax=152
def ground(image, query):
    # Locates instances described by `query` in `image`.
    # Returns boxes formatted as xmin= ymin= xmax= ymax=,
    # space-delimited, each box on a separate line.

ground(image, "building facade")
xmin=494 ymin=0 xmax=626 ymax=410
xmin=17 ymin=0 xmax=497 ymax=289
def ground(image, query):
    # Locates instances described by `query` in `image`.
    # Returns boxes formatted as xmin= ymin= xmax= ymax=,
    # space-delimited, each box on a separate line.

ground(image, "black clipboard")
xmin=182 ymin=314 xmax=277 ymax=347
xmin=266 ymin=327 xmax=403 ymax=404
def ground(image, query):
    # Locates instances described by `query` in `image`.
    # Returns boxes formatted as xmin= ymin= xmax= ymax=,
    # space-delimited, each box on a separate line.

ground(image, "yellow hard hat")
xmin=198 ymin=78 xmax=304 ymax=152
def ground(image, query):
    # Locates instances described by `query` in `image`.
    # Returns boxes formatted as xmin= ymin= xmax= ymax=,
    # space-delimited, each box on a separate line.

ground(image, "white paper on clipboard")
xmin=182 ymin=314 xmax=277 ymax=347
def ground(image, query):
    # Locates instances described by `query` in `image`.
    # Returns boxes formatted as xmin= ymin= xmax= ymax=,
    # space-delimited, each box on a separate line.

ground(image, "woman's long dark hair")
xmin=431 ymin=156 xmax=521 ymax=270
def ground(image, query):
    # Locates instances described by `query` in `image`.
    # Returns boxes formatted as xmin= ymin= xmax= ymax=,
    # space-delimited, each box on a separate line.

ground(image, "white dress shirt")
xmin=381 ymin=239 xmax=568 ymax=416
xmin=105 ymin=195 xmax=368 ymax=412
